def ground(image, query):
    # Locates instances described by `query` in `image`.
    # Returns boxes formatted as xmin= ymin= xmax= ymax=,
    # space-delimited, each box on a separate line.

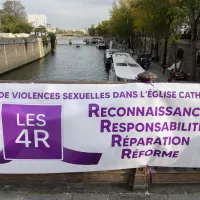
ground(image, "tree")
xmin=109 ymin=0 xmax=135 ymax=47
xmin=2 ymin=0 xmax=27 ymax=21
xmin=1 ymin=13 xmax=33 ymax=33
xmin=88 ymin=24 xmax=96 ymax=36
xmin=1 ymin=0 xmax=32 ymax=33
xmin=134 ymin=0 xmax=184 ymax=65
xmin=96 ymin=20 xmax=110 ymax=37
xmin=133 ymin=3 xmax=154 ymax=53
xmin=1 ymin=14 xmax=17 ymax=33
xmin=13 ymin=21 xmax=33 ymax=33
xmin=35 ymin=25 xmax=47 ymax=35
xmin=48 ymin=32 xmax=57 ymax=50
xmin=180 ymin=0 xmax=200 ymax=81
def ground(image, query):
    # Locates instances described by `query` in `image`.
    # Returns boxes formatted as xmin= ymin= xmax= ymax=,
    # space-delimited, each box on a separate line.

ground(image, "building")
xmin=28 ymin=14 xmax=47 ymax=28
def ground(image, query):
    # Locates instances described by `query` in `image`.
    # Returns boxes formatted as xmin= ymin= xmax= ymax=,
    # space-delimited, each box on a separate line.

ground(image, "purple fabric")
xmin=0 ymin=104 xmax=102 ymax=166
xmin=63 ymin=148 xmax=102 ymax=165
xmin=2 ymin=104 xmax=62 ymax=160
xmin=0 ymin=147 xmax=102 ymax=166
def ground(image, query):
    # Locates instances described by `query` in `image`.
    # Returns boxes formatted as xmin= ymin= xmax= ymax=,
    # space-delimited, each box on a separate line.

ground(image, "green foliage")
xmin=180 ymin=0 xmax=200 ymax=21
xmin=1 ymin=14 xmax=33 ymax=33
xmin=48 ymin=32 xmax=57 ymax=50
xmin=88 ymin=24 xmax=96 ymax=36
xmin=13 ymin=21 xmax=33 ymax=33
xmin=134 ymin=0 xmax=183 ymax=40
xmin=133 ymin=0 xmax=187 ymax=64
xmin=179 ymin=0 xmax=200 ymax=39
xmin=48 ymin=32 xmax=56 ymax=41
xmin=96 ymin=20 xmax=110 ymax=37
xmin=1 ymin=1 xmax=32 ymax=34
xmin=42 ymin=36 xmax=49 ymax=48
xmin=35 ymin=25 xmax=47 ymax=34
xmin=109 ymin=0 xmax=134 ymax=39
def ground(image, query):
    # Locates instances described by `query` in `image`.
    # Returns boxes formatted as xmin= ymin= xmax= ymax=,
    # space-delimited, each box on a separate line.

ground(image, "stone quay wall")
xmin=0 ymin=38 xmax=51 ymax=74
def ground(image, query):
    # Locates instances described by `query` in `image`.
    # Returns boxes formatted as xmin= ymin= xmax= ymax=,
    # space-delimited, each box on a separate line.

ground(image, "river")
xmin=0 ymin=38 xmax=111 ymax=81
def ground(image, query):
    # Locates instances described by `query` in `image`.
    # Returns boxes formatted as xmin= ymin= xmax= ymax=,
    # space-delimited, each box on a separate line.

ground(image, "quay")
xmin=0 ymin=38 xmax=51 ymax=74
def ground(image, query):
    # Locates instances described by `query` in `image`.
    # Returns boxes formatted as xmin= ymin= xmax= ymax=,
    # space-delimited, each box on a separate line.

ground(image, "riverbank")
xmin=0 ymin=38 xmax=51 ymax=75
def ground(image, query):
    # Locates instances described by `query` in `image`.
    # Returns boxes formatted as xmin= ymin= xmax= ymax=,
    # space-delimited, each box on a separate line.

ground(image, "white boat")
xmin=104 ymin=49 xmax=132 ymax=65
xmin=96 ymin=41 xmax=106 ymax=49
xmin=112 ymin=52 xmax=145 ymax=82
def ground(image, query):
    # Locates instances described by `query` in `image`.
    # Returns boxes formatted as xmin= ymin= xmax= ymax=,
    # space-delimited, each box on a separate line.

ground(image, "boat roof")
xmin=113 ymin=53 xmax=131 ymax=63
xmin=106 ymin=49 xmax=133 ymax=54
xmin=112 ymin=52 xmax=145 ymax=80
xmin=113 ymin=52 xmax=130 ymax=57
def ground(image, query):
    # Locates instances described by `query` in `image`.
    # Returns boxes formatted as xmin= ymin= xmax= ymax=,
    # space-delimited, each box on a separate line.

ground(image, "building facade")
xmin=28 ymin=14 xmax=47 ymax=28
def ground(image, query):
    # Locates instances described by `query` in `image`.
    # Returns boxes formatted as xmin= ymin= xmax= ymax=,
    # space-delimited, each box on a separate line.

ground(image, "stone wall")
xmin=0 ymin=33 xmax=30 ymax=38
xmin=0 ymin=38 xmax=51 ymax=74
xmin=136 ymin=37 xmax=200 ymax=78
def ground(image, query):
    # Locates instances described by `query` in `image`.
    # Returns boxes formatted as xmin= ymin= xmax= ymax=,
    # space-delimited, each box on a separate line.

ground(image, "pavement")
xmin=148 ymin=61 xmax=169 ymax=82
xmin=0 ymin=183 xmax=200 ymax=199
xmin=131 ymin=56 xmax=169 ymax=83
xmin=132 ymin=56 xmax=187 ymax=83
xmin=148 ymin=61 xmax=187 ymax=83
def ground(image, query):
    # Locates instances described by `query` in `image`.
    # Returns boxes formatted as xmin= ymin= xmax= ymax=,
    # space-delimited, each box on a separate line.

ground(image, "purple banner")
xmin=0 ymin=104 xmax=102 ymax=165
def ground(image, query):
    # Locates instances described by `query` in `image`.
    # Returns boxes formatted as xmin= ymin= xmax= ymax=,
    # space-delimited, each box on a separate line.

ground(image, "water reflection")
xmin=105 ymin=63 xmax=111 ymax=74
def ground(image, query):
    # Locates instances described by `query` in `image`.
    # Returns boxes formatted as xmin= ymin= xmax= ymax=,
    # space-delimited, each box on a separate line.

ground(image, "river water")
xmin=0 ymin=38 xmax=110 ymax=81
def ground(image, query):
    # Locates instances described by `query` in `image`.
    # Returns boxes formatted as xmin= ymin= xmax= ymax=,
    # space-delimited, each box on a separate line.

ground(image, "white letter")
xmin=34 ymin=130 xmax=50 ymax=148
xmin=15 ymin=129 xmax=31 ymax=147
xmin=17 ymin=113 xmax=25 ymax=126
xmin=36 ymin=114 xmax=46 ymax=127
xmin=27 ymin=114 xmax=35 ymax=126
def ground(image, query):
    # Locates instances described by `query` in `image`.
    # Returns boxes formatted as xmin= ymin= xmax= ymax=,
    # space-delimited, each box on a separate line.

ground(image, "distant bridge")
xmin=56 ymin=34 xmax=103 ymax=40
xmin=56 ymin=34 xmax=87 ymax=38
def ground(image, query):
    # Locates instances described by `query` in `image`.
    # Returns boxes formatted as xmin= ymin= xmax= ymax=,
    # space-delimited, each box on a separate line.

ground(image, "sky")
xmin=20 ymin=0 xmax=113 ymax=30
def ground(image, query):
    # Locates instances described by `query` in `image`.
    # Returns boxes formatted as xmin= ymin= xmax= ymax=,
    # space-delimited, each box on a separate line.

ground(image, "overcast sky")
xmin=20 ymin=0 xmax=112 ymax=30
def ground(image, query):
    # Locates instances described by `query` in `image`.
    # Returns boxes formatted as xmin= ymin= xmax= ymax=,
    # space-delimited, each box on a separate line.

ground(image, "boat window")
xmin=116 ymin=63 xmax=128 ymax=66
xmin=128 ymin=63 xmax=138 ymax=67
